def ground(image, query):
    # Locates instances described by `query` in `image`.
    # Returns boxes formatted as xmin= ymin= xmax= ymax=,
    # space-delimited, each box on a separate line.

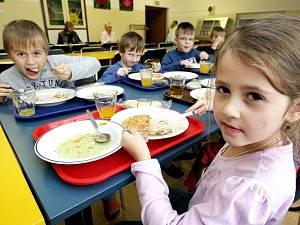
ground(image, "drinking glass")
xmin=199 ymin=61 xmax=212 ymax=74
xmin=10 ymin=88 xmax=36 ymax=116
xmin=94 ymin=90 xmax=117 ymax=119
xmin=169 ymin=76 xmax=185 ymax=98
xmin=140 ymin=68 xmax=152 ymax=87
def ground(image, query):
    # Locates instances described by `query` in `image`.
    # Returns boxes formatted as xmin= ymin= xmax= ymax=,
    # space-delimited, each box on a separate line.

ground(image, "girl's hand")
xmin=52 ymin=64 xmax=72 ymax=80
xmin=152 ymin=62 xmax=161 ymax=72
xmin=117 ymin=67 xmax=129 ymax=77
xmin=121 ymin=129 xmax=151 ymax=161
xmin=0 ymin=83 xmax=13 ymax=97
xmin=200 ymin=51 xmax=209 ymax=60
xmin=186 ymin=100 xmax=210 ymax=115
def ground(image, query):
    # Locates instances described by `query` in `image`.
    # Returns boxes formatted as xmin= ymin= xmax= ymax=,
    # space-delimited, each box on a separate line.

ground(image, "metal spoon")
xmin=86 ymin=110 xmax=111 ymax=143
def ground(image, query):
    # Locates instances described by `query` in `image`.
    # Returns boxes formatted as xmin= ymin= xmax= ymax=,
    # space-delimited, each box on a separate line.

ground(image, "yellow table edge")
xmin=0 ymin=125 xmax=45 ymax=225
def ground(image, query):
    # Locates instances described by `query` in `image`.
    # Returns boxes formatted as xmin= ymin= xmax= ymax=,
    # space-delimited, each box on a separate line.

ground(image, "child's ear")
xmin=286 ymin=98 xmax=300 ymax=123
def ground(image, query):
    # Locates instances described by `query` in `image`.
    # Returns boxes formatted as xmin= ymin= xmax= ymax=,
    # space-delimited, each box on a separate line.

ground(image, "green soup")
xmin=56 ymin=133 xmax=112 ymax=159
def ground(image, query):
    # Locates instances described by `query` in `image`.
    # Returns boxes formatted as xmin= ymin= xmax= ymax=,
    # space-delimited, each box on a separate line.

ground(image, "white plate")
xmin=200 ymin=78 xmax=216 ymax=88
xmin=76 ymin=85 xmax=124 ymax=101
xmin=163 ymin=71 xmax=198 ymax=80
xmin=189 ymin=63 xmax=200 ymax=69
xmin=35 ymin=88 xmax=75 ymax=106
xmin=186 ymin=81 xmax=202 ymax=90
xmin=128 ymin=72 xmax=164 ymax=81
xmin=34 ymin=120 xmax=124 ymax=164
xmin=190 ymin=88 xmax=215 ymax=101
xmin=110 ymin=107 xmax=189 ymax=140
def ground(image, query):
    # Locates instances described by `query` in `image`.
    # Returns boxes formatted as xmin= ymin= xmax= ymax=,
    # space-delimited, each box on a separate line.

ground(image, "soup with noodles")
xmin=56 ymin=133 xmax=111 ymax=159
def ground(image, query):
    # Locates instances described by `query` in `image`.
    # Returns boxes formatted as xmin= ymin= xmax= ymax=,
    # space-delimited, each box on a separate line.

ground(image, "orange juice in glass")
xmin=94 ymin=90 xmax=117 ymax=119
xmin=140 ymin=68 xmax=152 ymax=87
xmin=199 ymin=61 xmax=212 ymax=74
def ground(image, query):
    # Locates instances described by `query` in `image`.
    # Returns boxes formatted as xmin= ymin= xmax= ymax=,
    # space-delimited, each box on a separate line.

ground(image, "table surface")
xmin=0 ymin=79 xmax=218 ymax=225
xmin=0 ymin=125 xmax=45 ymax=225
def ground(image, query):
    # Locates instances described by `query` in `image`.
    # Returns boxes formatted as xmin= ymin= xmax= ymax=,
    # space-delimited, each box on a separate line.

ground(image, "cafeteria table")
xmin=0 ymin=82 xmax=219 ymax=224
xmin=0 ymin=125 xmax=45 ymax=225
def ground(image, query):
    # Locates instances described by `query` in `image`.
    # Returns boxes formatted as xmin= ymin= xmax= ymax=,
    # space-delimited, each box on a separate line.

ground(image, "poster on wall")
xmin=119 ymin=0 xmax=133 ymax=11
xmin=94 ymin=0 xmax=111 ymax=9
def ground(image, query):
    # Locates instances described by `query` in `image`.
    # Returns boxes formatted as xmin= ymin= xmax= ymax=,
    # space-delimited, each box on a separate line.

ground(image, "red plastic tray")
xmin=32 ymin=109 xmax=205 ymax=185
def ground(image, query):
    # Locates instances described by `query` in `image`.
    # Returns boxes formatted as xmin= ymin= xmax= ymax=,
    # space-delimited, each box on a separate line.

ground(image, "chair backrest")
xmin=142 ymin=48 xmax=167 ymax=63
xmin=81 ymin=47 xmax=105 ymax=53
xmin=195 ymin=44 xmax=213 ymax=54
xmin=102 ymin=42 xmax=118 ymax=50
xmin=48 ymin=49 xmax=65 ymax=55
xmin=112 ymin=52 xmax=121 ymax=64
xmin=144 ymin=43 xmax=157 ymax=49
xmin=193 ymin=39 xmax=201 ymax=45
xmin=158 ymin=42 xmax=175 ymax=48
xmin=0 ymin=53 xmax=10 ymax=59
xmin=0 ymin=62 xmax=15 ymax=73
xmin=97 ymin=65 xmax=110 ymax=79
xmin=71 ymin=43 xmax=88 ymax=53
xmin=74 ymin=76 xmax=96 ymax=87
xmin=110 ymin=46 xmax=119 ymax=51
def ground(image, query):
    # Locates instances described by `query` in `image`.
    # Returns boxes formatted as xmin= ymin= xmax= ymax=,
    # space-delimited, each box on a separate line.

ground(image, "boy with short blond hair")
xmin=161 ymin=22 xmax=200 ymax=72
xmin=101 ymin=31 xmax=160 ymax=84
xmin=0 ymin=20 xmax=100 ymax=103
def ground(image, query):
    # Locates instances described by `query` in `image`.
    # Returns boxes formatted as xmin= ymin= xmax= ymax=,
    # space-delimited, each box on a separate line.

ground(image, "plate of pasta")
xmin=110 ymin=107 xmax=189 ymax=140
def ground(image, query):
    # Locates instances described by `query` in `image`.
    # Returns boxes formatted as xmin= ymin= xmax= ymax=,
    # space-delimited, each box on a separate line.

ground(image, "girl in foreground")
xmin=121 ymin=15 xmax=300 ymax=225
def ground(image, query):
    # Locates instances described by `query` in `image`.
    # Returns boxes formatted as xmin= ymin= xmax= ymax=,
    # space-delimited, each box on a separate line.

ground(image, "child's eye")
xmin=216 ymin=85 xmax=230 ymax=94
xmin=34 ymin=51 xmax=42 ymax=56
xmin=17 ymin=52 xmax=25 ymax=57
xmin=246 ymin=92 xmax=263 ymax=101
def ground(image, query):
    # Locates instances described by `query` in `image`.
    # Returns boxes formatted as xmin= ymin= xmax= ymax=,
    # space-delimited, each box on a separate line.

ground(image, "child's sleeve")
xmin=100 ymin=63 xmax=122 ymax=84
xmin=49 ymin=55 xmax=101 ymax=81
xmin=132 ymin=161 xmax=275 ymax=225
xmin=161 ymin=54 xmax=182 ymax=72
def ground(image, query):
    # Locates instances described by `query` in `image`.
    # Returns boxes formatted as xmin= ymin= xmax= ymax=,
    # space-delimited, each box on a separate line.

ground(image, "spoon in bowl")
xmin=86 ymin=110 xmax=111 ymax=143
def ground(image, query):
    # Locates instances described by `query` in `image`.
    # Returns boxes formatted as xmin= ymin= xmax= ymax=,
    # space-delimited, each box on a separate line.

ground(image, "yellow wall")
xmin=0 ymin=0 xmax=44 ymax=49
xmin=0 ymin=0 xmax=300 ymax=48
xmin=171 ymin=0 xmax=300 ymax=26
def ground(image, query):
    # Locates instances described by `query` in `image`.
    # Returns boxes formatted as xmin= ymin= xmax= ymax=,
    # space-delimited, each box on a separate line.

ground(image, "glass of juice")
xmin=10 ymin=88 xmax=36 ymax=117
xmin=94 ymin=90 xmax=117 ymax=119
xmin=140 ymin=68 xmax=152 ymax=87
xmin=169 ymin=75 xmax=185 ymax=98
xmin=199 ymin=61 xmax=212 ymax=74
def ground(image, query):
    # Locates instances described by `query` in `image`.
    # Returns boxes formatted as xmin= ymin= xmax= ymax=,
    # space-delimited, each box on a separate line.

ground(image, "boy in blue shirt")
xmin=161 ymin=22 xmax=200 ymax=72
xmin=100 ymin=32 xmax=160 ymax=84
